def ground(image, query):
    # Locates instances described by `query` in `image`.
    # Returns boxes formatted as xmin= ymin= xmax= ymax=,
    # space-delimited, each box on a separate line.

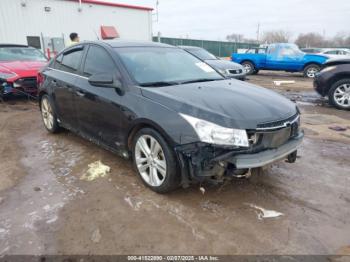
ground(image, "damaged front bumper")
xmin=227 ymin=131 xmax=303 ymax=169
xmin=175 ymin=130 xmax=304 ymax=186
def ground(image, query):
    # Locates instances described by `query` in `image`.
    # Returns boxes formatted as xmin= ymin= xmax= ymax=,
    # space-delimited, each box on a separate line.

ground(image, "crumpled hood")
xmin=0 ymin=61 xmax=47 ymax=79
xmin=205 ymin=59 xmax=243 ymax=70
xmin=141 ymin=79 xmax=297 ymax=129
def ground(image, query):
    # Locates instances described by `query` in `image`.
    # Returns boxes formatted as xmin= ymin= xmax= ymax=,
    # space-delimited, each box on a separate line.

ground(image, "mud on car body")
xmin=38 ymin=40 xmax=303 ymax=193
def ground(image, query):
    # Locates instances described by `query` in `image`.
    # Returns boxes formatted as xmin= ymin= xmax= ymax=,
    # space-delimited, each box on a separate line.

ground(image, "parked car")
xmin=0 ymin=44 xmax=47 ymax=97
xmin=179 ymin=46 xmax=246 ymax=80
xmin=314 ymin=58 xmax=350 ymax=110
xmin=301 ymin=48 xmax=323 ymax=54
xmin=232 ymin=43 xmax=328 ymax=78
xmin=38 ymin=41 xmax=303 ymax=193
xmin=318 ymin=48 xmax=350 ymax=58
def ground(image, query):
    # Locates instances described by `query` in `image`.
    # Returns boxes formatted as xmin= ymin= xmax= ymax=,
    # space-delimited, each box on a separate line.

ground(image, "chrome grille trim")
xmin=256 ymin=114 xmax=300 ymax=131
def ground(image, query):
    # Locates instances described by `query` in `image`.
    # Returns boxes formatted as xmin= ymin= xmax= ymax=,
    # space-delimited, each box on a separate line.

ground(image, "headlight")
xmin=217 ymin=69 xmax=228 ymax=76
xmin=0 ymin=72 xmax=17 ymax=80
xmin=180 ymin=113 xmax=249 ymax=147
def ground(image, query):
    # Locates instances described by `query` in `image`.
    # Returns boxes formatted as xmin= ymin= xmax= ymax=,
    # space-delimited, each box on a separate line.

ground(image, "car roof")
xmin=0 ymin=44 xmax=30 ymax=48
xmin=86 ymin=40 xmax=175 ymax=48
xmin=178 ymin=45 xmax=202 ymax=50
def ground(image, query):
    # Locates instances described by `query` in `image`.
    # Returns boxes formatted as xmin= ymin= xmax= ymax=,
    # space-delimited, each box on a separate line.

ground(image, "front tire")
xmin=303 ymin=64 xmax=320 ymax=78
xmin=328 ymin=79 xmax=350 ymax=110
xmin=132 ymin=128 xmax=180 ymax=193
xmin=242 ymin=61 xmax=256 ymax=75
xmin=40 ymin=94 xmax=60 ymax=133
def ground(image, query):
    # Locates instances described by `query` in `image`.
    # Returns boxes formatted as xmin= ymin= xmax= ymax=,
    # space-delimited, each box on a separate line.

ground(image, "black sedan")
xmin=38 ymin=41 xmax=303 ymax=193
xmin=314 ymin=58 xmax=350 ymax=110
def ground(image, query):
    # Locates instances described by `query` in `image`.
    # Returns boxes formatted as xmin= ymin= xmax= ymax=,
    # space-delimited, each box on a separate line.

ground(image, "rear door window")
xmin=55 ymin=48 xmax=84 ymax=73
xmin=83 ymin=45 xmax=116 ymax=77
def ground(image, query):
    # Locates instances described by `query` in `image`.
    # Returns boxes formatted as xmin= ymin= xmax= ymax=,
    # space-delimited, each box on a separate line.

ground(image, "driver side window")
xmin=83 ymin=45 xmax=116 ymax=77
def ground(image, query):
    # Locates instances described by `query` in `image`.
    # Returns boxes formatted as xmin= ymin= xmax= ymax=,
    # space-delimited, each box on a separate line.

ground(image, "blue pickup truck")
xmin=232 ymin=43 xmax=329 ymax=78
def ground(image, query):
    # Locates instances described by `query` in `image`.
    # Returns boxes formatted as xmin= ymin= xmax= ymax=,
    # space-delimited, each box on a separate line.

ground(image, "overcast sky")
xmin=105 ymin=0 xmax=350 ymax=40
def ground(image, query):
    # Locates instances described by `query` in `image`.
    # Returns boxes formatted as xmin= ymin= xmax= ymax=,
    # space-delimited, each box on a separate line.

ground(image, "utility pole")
xmin=256 ymin=23 xmax=260 ymax=43
xmin=155 ymin=0 xmax=159 ymax=22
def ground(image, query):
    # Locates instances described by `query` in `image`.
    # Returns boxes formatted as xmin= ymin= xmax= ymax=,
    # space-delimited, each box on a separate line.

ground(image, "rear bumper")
xmin=227 ymin=131 xmax=303 ymax=169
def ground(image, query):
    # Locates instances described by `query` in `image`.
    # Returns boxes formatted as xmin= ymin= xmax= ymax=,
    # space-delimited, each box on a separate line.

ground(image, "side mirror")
xmin=88 ymin=73 xmax=122 ymax=90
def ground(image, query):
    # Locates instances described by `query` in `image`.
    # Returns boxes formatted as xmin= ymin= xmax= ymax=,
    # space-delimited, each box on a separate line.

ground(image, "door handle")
xmin=76 ymin=90 xmax=85 ymax=97
xmin=51 ymin=80 xmax=58 ymax=86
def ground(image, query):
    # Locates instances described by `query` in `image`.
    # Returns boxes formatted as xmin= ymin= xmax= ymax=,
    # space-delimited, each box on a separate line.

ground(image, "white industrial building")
xmin=0 ymin=0 xmax=153 ymax=55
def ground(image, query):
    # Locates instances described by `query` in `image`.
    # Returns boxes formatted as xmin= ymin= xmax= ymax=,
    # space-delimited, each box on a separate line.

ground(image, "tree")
xmin=261 ymin=30 xmax=291 ymax=44
xmin=295 ymin=32 xmax=325 ymax=48
xmin=226 ymin=33 xmax=244 ymax=42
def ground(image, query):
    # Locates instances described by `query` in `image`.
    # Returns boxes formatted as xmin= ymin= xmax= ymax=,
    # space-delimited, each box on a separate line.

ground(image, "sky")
xmin=102 ymin=0 xmax=350 ymax=41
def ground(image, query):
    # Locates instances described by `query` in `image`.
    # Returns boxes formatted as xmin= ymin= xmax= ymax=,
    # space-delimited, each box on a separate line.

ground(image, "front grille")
xmin=228 ymin=69 xmax=243 ymax=75
xmin=13 ymin=77 xmax=37 ymax=93
xmin=246 ymin=113 xmax=300 ymax=150
xmin=257 ymin=113 xmax=299 ymax=130
xmin=14 ymin=77 xmax=37 ymax=88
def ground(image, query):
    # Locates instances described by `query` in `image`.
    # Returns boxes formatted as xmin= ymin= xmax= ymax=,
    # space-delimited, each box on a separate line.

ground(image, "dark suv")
xmin=38 ymin=41 xmax=303 ymax=193
xmin=314 ymin=58 xmax=350 ymax=110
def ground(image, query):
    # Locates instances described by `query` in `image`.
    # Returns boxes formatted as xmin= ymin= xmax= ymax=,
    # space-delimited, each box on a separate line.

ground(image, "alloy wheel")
xmin=134 ymin=135 xmax=167 ymax=187
xmin=333 ymin=83 xmax=350 ymax=108
xmin=41 ymin=98 xmax=54 ymax=130
xmin=306 ymin=67 xmax=318 ymax=78
xmin=243 ymin=63 xmax=252 ymax=74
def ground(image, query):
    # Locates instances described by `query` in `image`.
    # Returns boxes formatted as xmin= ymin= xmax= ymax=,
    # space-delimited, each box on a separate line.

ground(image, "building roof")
xmin=68 ymin=0 xmax=153 ymax=11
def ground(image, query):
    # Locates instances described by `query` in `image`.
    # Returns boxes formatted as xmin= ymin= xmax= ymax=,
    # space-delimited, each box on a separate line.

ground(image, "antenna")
xmin=93 ymin=29 xmax=100 ymax=40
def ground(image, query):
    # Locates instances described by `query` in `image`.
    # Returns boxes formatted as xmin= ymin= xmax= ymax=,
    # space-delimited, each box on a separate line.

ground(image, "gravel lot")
xmin=0 ymin=71 xmax=349 ymax=255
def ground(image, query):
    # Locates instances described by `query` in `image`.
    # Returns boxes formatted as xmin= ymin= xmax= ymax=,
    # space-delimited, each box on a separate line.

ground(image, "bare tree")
xmin=332 ymin=32 xmax=350 ymax=47
xmin=226 ymin=33 xmax=244 ymax=42
xmin=261 ymin=30 xmax=291 ymax=44
xmin=295 ymin=33 xmax=325 ymax=48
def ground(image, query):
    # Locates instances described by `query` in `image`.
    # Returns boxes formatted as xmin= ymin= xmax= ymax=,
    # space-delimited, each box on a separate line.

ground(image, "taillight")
xmin=37 ymin=72 xmax=44 ymax=87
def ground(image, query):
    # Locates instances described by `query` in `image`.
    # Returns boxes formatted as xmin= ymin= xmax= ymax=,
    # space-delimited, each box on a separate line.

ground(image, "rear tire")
xmin=303 ymin=64 xmax=320 ymax=78
xmin=328 ymin=79 xmax=350 ymax=110
xmin=40 ymin=94 xmax=60 ymax=133
xmin=132 ymin=128 xmax=180 ymax=193
xmin=242 ymin=61 xmax=256 ymax=75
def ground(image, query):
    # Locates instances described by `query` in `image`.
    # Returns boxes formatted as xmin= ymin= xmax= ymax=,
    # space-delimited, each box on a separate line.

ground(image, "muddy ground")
xmin=0 ymin=71 xmax=349 ymax=256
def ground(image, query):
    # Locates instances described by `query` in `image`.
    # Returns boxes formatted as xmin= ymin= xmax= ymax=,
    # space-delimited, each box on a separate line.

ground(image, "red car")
xmin=0 ymin=44 xmax=47 ymax=97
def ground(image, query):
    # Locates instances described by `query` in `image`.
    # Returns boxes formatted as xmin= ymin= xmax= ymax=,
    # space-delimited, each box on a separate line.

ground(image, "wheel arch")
xmin=126 ymin=119 xmax=177 ymax=151
xmin=327 ymin=74 xmax=350 ymax=95
xmin=303 ymin=62 xmax=322 ymax=71
xmin=240 ymin=60 xmax=256 ymax=68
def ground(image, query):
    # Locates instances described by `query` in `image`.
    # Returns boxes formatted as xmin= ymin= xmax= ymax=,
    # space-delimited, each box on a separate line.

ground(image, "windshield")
xmin=0 ymin=47 xmax=47 ymax=62
xmin=186 ymin=48 xmax=217 ymax=60
xmin=283 ymin=44 xmax=304 ymax=56
xmin=116 ymin=47 xmax=223 ymax=86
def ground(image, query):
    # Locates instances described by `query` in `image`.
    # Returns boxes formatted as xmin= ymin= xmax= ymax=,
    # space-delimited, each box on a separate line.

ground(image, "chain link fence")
xmin=153 ymin=37 xmax=259 ymax=57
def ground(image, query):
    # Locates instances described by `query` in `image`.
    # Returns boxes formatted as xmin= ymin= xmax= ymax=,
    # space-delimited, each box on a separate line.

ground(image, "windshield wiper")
xmin=139 ymin=81 xmax=179 ymax=87
xmin=179 ymin=78 xmax=223 ymax=84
